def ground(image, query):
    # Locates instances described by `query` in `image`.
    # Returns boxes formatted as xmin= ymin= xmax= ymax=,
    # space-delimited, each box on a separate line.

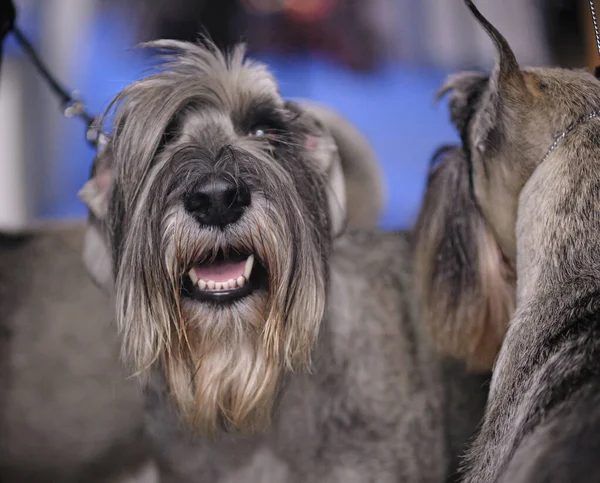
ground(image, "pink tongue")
xmin=193 ymin=260 xmax=246 ymax=282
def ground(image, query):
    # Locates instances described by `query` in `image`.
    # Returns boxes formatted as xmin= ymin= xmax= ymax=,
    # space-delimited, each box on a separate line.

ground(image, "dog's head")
xmin=415 ymin=0 xmax=600 ymax=371
xmin=79 ymin=40 xmax=354 ymax=433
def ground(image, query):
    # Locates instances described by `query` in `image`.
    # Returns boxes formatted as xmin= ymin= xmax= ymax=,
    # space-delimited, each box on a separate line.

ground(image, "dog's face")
xmin=79 ymin=41 xmax=346 ymax=433
xmin=415 ymin=0 xmax=600 ymax=371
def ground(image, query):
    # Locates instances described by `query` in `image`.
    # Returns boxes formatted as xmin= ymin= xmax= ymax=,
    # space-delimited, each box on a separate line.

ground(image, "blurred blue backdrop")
xmin=4 ymin=2 xmax=464 ymax=231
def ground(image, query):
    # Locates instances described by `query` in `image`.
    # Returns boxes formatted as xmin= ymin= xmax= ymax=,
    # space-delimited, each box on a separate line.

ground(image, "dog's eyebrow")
xmin=237 ymin=101 xmax=288 ymax=134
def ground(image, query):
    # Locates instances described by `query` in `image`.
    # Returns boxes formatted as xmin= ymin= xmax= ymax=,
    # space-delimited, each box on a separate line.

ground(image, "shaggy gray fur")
xmin=80 ymin=39 xmax=485 ymax=482
xmin=0 ymin=222 xmax=153 ymax=483
xmin=416 ymin=1 xmax=600 ymax=481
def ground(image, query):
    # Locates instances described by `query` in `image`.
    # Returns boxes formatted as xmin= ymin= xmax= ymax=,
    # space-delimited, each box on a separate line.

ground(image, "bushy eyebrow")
xmin=235 ymin=100 xmax=288 ymax=134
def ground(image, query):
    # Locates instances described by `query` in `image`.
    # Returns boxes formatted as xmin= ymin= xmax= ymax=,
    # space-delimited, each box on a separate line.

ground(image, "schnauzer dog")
xmin=416 ymin=1 xmax=600 ymax=481
xmin=80 ymin=40 xmax=454 ymax=482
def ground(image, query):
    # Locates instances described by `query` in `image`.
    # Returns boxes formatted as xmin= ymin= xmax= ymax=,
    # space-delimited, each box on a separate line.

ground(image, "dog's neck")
xmin=515 ymin=117 xmax=600 ymax=306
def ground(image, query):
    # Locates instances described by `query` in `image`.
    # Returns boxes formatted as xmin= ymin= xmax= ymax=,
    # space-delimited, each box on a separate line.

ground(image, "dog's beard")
xmin=115 ymin=190 xmax=326 ymax=433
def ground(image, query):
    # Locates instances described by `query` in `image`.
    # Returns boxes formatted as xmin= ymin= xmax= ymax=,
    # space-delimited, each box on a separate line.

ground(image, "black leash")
xmin=589 ymin=0 xmax=600 ymax=78
xmin=0 ymin=0 xmax=14 ymax=68
xmin=0 ymin=0 xmax=106 ymax=148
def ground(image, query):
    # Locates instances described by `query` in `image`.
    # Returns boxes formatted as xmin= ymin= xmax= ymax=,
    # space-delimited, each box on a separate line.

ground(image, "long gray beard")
xmin=115 ymin=196 xmax=326 ymax=432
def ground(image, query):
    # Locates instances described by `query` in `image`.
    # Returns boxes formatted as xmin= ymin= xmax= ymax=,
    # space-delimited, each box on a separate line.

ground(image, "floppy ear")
xmin=78 ymin=145 xmax=115 ymax=292
xmin=414 ymin=146 xmax=515 ymax=371
xmin=285 ymin=99 xmax=347 ymax=237
xmin=78 ymin=140 xmax=114 ymax=220
xmin=78 ymin=167 xmax=112 ymax=220
xmin=296 ymin=100 xmax=385 ymax=230
xmin=82 ymin=221 xmax=114 ymax=293
xmin=324 ymin=147 xmax=348 ymax=238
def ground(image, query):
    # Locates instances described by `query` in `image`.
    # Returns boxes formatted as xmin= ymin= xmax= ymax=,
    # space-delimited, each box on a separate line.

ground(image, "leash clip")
xmin=86 ymin=120 xmax=108 ymax=151
xmin=62 ymin=92 xmax=85 ymax=118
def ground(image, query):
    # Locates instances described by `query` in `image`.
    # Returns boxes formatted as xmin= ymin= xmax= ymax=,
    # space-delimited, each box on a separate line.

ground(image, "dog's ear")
xmin=438 ymin=1 xmax=526 ymax=143
xmin=284 ymin=100 xmax=346 ymax=237
xmin=414 ymin=146 xmax=515 ymax=371
xmin=82 ymin=221 xmax=114 ymax=293
xmin=436 ymin=72 xmax=489 ymax=135
xmin=78 ymin=168 xmax=112 ymax=220
xmin=78 ymin=145 xmax=113 ymax=221
xmin=324 ymin=145 xmax=348 ymax=238
xmin=464 ymin=0 xmax=525 ymax=98
xmin=294 ymin=100 xmax=385 ymax=234
xmin=299 ymin=101 xmax=385 ymax=230
xmin=78 ymin=144 xmax=115 ymax=292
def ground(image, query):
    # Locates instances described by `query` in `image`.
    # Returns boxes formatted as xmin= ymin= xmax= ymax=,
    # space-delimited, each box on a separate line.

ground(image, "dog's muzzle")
xmin=181 ymin=173 xmax=267 ymax=303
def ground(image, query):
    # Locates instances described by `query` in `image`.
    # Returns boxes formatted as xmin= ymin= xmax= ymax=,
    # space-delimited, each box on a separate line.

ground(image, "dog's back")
xmin=500 ymin=363 xmax=600 ymax=483
xmin=0 ymin=222 xmax=153 ymax=482
xmin=467 ymin=286 xmax=600 ymax=483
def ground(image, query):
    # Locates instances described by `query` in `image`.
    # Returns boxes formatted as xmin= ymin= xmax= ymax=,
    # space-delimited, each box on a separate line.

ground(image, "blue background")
xmin=10 ymin=11 xmax=459 ymax=230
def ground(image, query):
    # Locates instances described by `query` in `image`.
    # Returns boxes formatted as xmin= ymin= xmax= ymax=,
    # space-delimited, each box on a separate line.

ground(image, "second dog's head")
xmin=415 ymin=0 xmax=600 ymax=371
xmin=80 ymin=40 xmax=350 ymax=433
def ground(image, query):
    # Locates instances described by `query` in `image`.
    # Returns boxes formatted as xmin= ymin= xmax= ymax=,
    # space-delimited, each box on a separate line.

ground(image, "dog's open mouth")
xmin=183 ymin=251 xmax=265 ymax=303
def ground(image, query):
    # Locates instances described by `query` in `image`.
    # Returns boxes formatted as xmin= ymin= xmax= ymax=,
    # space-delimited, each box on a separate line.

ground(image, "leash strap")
xmin=589 ymin=0 xmax=600 ymax=78
xmin=0 ymin=0 xmax=106 ymax=148
xmin=541 ymin=110 xmax=600 ymax=163
xmin=0 ymin=0 xmax=14 ymax=68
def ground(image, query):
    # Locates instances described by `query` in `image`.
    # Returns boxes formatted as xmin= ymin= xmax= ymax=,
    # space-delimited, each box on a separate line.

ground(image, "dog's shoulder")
xmin=332 ymin=229 xmax=411 ymax=280
xmin=499 ymin=387 xmax=600 ymax=483
xmin=0 ymin=221 xmax=95 ymax=315
xmin=308 ymin=228 xmax=446 ymax=475
xmin=329 ymin=229 xmax=416 ymax=341
xmin=324 ymin=227 xmax=436 ymax=408
xmin=0 ymin=221 xmax=87 ymax=271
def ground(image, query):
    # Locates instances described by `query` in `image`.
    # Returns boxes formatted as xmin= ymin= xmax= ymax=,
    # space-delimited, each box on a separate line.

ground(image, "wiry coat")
xmin=80 ymin=40 xmax=484 ymax=482
xmin=0 ymin=222 xmax=152 ymax=483
xmin=415 ymin=1 xmax=600 ymax=482
xmin=141 ymin=231 xmax=446 ymax=482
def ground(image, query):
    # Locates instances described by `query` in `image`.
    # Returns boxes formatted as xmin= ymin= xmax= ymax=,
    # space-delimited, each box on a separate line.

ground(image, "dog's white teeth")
xmin=188 ymin=268 xmax=199 ymax=284
xmin=244 ymin=255 xmax=255 ymax=280
xmin=196 ymin=275 xmax=248 ymax=292
xmin=194 ymin=256 xmax=255 ymax=293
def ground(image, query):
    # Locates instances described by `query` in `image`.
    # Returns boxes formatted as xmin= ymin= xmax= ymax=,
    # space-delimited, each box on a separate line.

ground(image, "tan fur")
xmin=414 ymin=147 xmax=515 ymax=371
xmin=472 ymin=226 xmax=515 ymax=369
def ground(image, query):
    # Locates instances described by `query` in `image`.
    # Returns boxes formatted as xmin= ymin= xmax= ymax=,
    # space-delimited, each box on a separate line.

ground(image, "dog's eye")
xmin=250 ymin=128 xmax=265 ymax=137
xmin=249 ymin=126 xmax=276 ymax=137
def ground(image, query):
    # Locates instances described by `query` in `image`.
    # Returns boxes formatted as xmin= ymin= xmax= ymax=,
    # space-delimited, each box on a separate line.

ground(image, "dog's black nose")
xmin=184 ymin=175 xmax=251 ymax=227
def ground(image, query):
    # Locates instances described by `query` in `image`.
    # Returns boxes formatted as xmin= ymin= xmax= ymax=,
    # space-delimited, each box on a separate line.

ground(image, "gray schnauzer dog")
xmin=79 ymin=40 xmax=454 ymax=482
xmin=416 ymin=1 xmax=600 ymax=482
